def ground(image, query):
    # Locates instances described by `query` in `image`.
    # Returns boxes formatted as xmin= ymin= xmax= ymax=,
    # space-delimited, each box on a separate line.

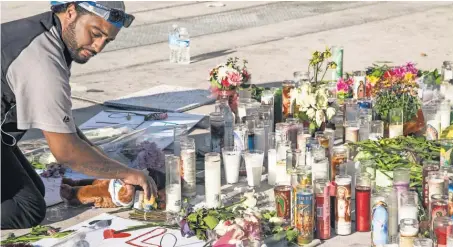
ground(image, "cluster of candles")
xmin=155 ymin=61 xmax=453 ymax=246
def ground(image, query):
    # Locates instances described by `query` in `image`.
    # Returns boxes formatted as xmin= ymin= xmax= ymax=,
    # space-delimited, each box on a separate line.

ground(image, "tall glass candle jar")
xmin=388 ymin=108 xmax=404 ymax=138
xmin=295 ymin=185 xmax=314 ymax=245
xmin=315 ymin=178 xmax=331 ymax=240
xmin=243 ymin=150 xmax=264 ymax=188
xmin=360 ymin=160 xmax=376 ymax=191
xmin=276 ymin=141 xmax=291 ymax=185
xmin=440 ymin=100 xmax=451 ymax=132
xmin=399 ymin=191 xmax=418 ymax=223
xmin=286 ymin=149 xmax=302 ymax=173
xmin=254 ymin=124 xmax=266 ymax=152
xmin=204 ymin=153 xmax=221 ymax=208
xmin=422 ymin=103 xmax=441 ymax=141
xmin=268 ymin=132 xmax=277 ymax=185
xmin=345 ymin=121 xmax=359 ymax=143
xmin=238 ymin=98 xmax=252 ymax=124
xmin=344 ymin=99 xmax=358 ymax=123
xmin=275 ymin=122 xmax=290 ymax=144
xmin=428 ymin=172 xmax=446 ymax=206
xmin=441 ymin=139 xmax=453 ymax=167
xmin=359 ymin=119 xmax=370 ymax=141
xmin=430 ymin=194 xmax=448 ymax=231
xmin=173 ymin=124 xmax=188 ymax=156
xmin=383 ymin=187 xmax=399 ymax=244
xmin=222 ymin=146 xmax=241 ymax=184
xmin=355 ymin=172 xmax=371 ymax=232
xmin=210 ymin=112 xmax=225 ymax=153
xmin=370 ymin=120 xmax=384 ymax=141
xmin=399 ymin=218 xmax=419 ymax=247
xmin=165 ymin=154 xmax=182 ymax=213
xmin=393 ymin=167 xmax=410 ymax=210
xmin=423 ymin=160 xmax=440 ymax=208
xmin=260 ymin=90 xmax=274 ymax=130
xmin=274 ymin=184 xmax=292 ymax=222
xmin=331 ymin=146 xmax=348 ymax=181
xmin=433 ymin=216 xmax=453 ymax=247
xmin=335 ymin=174 xmax=352 ymax=235
xmin=371 ymin=190 xmax=389 ymax=246
xmin=181 ymin=138 xmax=196 ymax=197
xmin=282 ymin=80 xmax=296 ymax=121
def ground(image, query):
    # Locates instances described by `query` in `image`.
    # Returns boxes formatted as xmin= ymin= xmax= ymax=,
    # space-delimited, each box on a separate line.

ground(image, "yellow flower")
xmin=367 ymin=76 xmax=379 ymax=86
xmin=404 ymin=73 xmax=414 ymax=81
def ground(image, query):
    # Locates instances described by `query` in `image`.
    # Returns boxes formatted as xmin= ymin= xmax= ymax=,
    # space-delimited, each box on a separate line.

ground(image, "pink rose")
xmin=336 ymin=79 xmax=349 ymax=92
xmin=226 ymin=71 xmax=243 ymax=87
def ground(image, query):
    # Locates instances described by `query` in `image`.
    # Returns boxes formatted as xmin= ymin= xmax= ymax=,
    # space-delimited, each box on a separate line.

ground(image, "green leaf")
xmin=203 ymin=215 xmax=219 ymax=230
xmin=187 ymin=213 xmax=198 ymax=223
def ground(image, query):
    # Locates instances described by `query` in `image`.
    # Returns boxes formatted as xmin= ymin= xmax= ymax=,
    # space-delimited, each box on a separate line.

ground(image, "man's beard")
xmin=62 ymin=21 xmax=90 ymax=64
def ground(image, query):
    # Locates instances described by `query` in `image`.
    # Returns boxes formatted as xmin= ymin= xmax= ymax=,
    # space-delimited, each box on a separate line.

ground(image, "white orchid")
xmin=306 ymin=108 xmax=316 ymax=119
xmin=326 ymin=107 xmax=336 ymax=120
xmin=315 ymin=110 xmax=326 ymax=127
xmin=315 ymin=92 xmax=328 ymax=110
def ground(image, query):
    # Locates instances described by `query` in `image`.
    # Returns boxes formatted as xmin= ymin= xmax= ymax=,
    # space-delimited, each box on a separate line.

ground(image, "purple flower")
xmin=180 ymin=219 xmax=195 ymax=237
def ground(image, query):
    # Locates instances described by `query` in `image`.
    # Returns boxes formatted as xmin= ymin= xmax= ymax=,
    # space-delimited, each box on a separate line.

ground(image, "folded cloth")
xmin=108 ymin=179 xmax=134 ymax=207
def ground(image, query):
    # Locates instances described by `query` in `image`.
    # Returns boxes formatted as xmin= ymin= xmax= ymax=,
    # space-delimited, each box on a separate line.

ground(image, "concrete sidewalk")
xmin=1 ymin=1 xmax=452 ymax=245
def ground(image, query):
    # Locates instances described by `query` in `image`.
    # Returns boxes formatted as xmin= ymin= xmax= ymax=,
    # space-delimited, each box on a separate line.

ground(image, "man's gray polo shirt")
xmin=1 ymin=11 xmax=76 ymax=134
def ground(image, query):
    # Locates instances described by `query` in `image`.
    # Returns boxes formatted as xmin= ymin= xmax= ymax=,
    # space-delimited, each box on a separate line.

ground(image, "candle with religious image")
xmin=295 ymin=185 xmax=314 ymax=245
xmin=315 ymin=178 xmax=331 ymax=240
xmin=371 ymin=190 xmax=389 ymax=246
xmin=430 ymin=195 xmax=448 ymax=232
xmin=433 ymin=216 xmax=453 ymax=247
xmin=181 ymin=138 xmax=197 ymax=197
xmin=282 ymin=80 xmax=296 ymax=121
xmin=423 ymin=160 xmax=439 ymax=208
xmin=274 ymin=184 xmax=292 ymax=222
xmin=335 ymin=175 xmax=352 ymax=235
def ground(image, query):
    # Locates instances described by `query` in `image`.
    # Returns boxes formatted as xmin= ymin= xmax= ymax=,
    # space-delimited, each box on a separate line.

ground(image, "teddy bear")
xmin=60 ymin=168 xmax=166 ymax=209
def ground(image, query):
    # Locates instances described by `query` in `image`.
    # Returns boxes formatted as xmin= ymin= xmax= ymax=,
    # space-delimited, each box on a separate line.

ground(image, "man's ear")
xmin=65 ymin=3 xmax=79 ymax=23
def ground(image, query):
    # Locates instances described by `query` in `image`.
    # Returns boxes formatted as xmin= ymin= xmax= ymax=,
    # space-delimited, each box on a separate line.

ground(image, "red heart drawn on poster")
xmin=103 ymin=229 xmax=131 ymax=239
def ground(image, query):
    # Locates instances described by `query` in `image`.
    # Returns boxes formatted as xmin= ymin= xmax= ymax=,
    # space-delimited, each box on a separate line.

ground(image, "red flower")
xmin=221 ymin=77 xmax=230 ymax=88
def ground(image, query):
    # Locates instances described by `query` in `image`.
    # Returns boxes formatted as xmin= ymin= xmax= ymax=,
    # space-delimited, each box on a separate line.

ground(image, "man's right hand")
xmin=122 ymin=170 xmax=158 ymax=201
xmin=43 ymin=131 xmax=158 ymax=201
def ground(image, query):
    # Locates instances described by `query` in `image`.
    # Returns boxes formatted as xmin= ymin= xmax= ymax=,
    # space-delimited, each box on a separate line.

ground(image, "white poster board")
xmin=33 ymin=213 xmax=205 ymax=247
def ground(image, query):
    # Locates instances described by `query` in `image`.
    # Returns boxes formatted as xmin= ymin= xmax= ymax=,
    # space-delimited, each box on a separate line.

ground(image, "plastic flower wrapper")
xmin=130 ymin=141 xmax=165 ymax=172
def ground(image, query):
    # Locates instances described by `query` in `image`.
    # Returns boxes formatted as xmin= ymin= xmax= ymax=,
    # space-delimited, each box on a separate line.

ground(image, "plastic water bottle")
xmin=177 ymin=27 xmax=190 ymax=64
xmin=168 ymin=24 xmax=178 ymax=63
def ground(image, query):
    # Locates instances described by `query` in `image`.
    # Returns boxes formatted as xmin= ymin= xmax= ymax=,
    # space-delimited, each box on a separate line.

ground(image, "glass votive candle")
xmin=423 ymin=160 xmax=440 ymax=208
xmin=399 ymin=191 xmax=418 ymax=223
xmin=388 ymin=108 xmax=404 ymax=138
xmin=345 ymin=121 xmax=359 ymax=143
xmin=399 ymin=218 xmax=419 ymax=247
xmin=369 ymin=120 xmax=384 ymax=141
xmin=222 ymin=146 xmax=241 ymax=184
xmin=243 ymin=150 xmax=264 ymax=188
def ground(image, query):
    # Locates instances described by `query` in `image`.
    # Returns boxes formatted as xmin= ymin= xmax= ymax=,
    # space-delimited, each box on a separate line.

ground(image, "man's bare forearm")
xmin=46 ymin=131 xmax=134 ymax=179
xmin=69 ymin=158 xmax=132 ymax=179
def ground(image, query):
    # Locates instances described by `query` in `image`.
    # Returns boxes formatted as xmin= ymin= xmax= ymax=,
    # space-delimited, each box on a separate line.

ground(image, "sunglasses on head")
xmin=78 ymin=1 xmax=135 ymax=28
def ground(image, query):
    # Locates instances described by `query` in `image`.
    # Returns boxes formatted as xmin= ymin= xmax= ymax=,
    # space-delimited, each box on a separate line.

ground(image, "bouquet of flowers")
xmin=295 ymin=48 xmax=337 ymax=131
xmin=209 ymin=57 xmax=251 ymax=95
xmin=367 ymin=63 xmax=421 ymax=124
xmin=336 ymin=77 xmax=354 ymax=99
